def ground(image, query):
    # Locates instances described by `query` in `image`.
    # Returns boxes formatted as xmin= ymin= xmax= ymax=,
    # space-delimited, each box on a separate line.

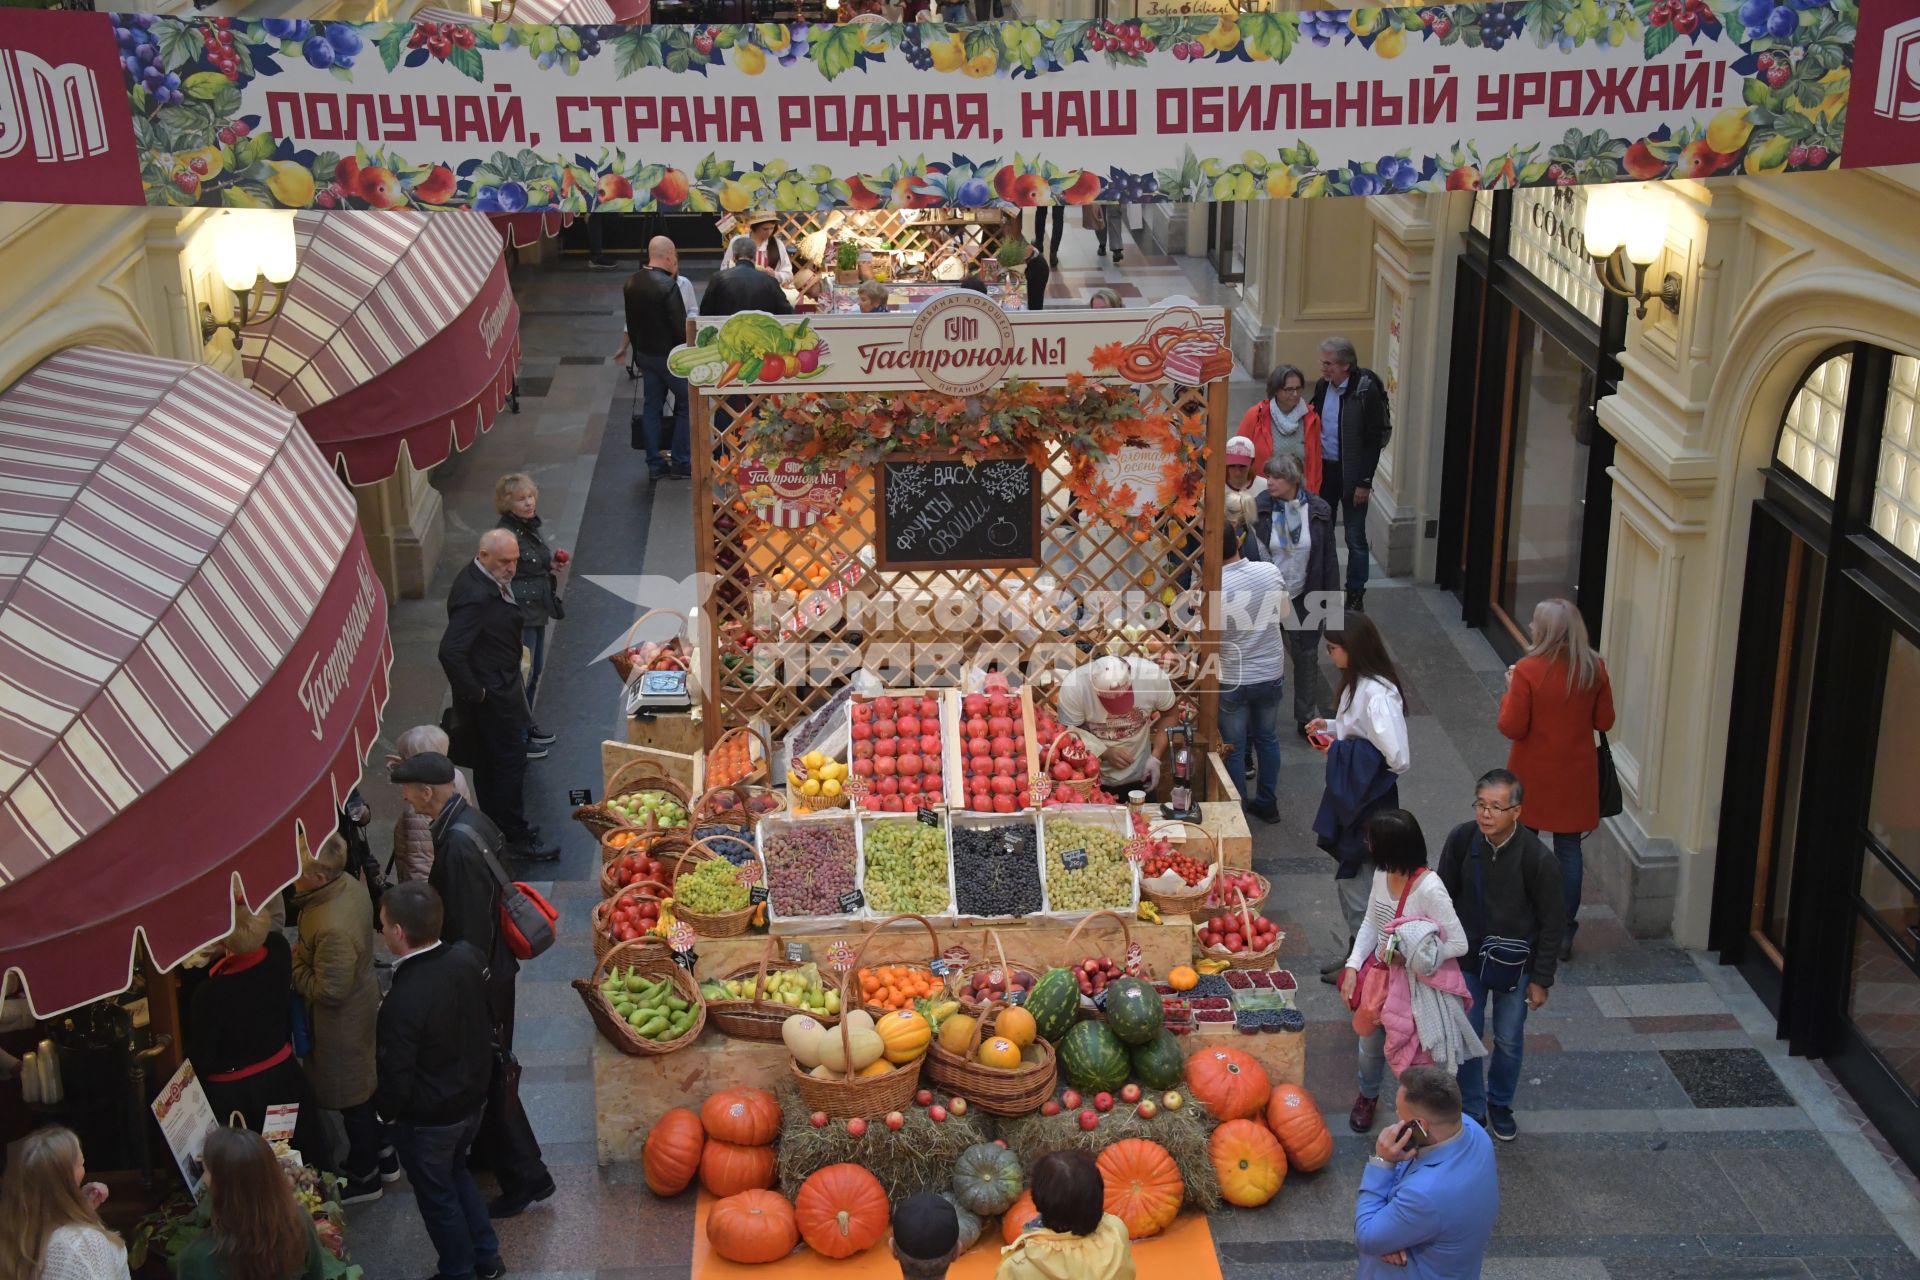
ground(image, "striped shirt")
xmin=1219 ymin=557 xmax=1289 ymax=687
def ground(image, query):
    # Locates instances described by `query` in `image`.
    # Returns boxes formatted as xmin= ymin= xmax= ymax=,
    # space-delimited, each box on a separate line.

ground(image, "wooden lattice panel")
xmin=754 ymin=209 xmax=1016 ymax=276
xmin=691 ymin=357 xmax=1231 ymax=755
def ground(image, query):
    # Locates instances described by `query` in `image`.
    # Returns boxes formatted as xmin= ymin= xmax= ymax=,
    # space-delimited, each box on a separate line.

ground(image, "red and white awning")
xmin=413 ymin=0 xmax=620 ymax=25
xmin=240 ymin=210 xmax=520 ymax=485
xmin=0 ymin=348 xmax=391 ymax=1018
xmin=491 ymin=210 xmax=576 ymax=250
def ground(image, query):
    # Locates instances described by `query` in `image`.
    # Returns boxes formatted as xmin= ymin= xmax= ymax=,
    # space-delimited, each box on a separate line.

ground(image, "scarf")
xmin=1270 ymin=398 xmax=1310 ymax=436
xmin=1270 ymin=496 xmax=1306 ymax=549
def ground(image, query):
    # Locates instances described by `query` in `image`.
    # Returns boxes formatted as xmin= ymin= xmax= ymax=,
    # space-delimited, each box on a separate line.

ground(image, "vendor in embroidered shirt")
xmin=1056 ymin=655 xmax=1180 ymax=790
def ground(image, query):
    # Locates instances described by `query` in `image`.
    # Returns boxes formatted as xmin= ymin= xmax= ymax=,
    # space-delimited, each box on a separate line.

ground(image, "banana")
xmin=1136 ymin=901 xmax=1162 ymax=924
xmin=1196 ymin=958 xmax=1232 ymax=975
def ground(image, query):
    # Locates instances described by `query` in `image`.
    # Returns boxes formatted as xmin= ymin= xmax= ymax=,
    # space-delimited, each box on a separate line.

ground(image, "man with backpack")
xmin=391 ymin=751 xmax=555 ymax=1219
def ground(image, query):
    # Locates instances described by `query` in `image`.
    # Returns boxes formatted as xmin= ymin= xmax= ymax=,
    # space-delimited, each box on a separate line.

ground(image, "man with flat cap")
xmin=890 ymin=1193 xmax=960 ymax=1278
xmin=391 ymin=752 xmax=554 ymax=1220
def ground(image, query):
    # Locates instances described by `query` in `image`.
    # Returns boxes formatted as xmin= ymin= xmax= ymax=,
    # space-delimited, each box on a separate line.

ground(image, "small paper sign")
xmin=845 ymin=772 xmax=871 ymax=798
xmin=1124 ymin=835 xmax=1151 ymax=865
xmin=668 ymin=922 xmax=696 ymax=953
xmin=828 ymin=940 xmax=857 ymax=972
xmin=568 ymin=788 xmax=593 ymax=806
xmin=785 ymin=941 xmax=808 ymax=964
xmin=1125 ymin=942 xmax=1144 ymax=975
xmin=1092 ymin=989 xmax=1110 ymax=1011
xmin=1002 ymin=831 xmax=1020 ymax=854
xmin=917 ymin=806 xmax=940 ymax=826
xmin=838 ymin=888 xmax=866 ymax=913
xmin=749 ymin=885 xmax=770 ymax=905
xmin=734 ymin=861 xmax=762 ymax=886
xmin=1029 ymin=772 xmax=1052 ymax=804
xmin=672 ymin=948 xmax=698 ymax=972
xmin=929 ymin=957 xmax=950 ymax=976
xmin=1059 ymin=847 xmax=1088 ymax=871
xmin=261 ymin=1104 xmax=299 ymax=1144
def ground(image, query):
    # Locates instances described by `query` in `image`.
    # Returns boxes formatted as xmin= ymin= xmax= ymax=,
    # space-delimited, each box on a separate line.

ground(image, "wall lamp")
xmin=200 ymin=210 xmax=298 ymax=342
xmin=1581 ymin=184 xmax=1681 ymax=321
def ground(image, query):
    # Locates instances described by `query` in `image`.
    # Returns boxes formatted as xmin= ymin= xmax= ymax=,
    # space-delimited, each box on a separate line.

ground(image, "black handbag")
xmin=1596 ymin=733 xmax=1624 ymax=819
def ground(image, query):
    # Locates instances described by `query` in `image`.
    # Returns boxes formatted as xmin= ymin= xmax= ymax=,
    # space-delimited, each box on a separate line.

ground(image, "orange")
xmin=976 ymin=1037 xmax=1022 ymax=1070
xmin=995 ymin=1006 xmax=1038 ymax=1049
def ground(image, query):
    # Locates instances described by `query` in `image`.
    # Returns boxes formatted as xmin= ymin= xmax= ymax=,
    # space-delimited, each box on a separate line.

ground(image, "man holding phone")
xmin=1354 ymin=1066 xmax=1498 ymax=1277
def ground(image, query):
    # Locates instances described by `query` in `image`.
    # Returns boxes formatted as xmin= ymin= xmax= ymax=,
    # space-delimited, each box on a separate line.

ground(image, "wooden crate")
xmin=693 ymin=916 xmax=1194 ymax=980
xmin=946 ymin=685 xmax=1039 ymax=814
xmin=1200 ymin=802 xmax=1252 ymax=869
xmin=845 ymin=685 xmax=959 ymax=812
xmin=627 ymin=708 xmax=704 ymax=757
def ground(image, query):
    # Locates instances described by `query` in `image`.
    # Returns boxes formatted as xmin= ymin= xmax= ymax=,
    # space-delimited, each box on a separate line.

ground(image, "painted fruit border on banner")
xmin=1 ymin=1 xmax=1916 ymax=212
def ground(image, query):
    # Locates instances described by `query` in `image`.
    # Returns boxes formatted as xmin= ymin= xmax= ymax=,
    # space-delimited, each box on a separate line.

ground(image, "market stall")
xmin=723 ymin=208 xmax=1022 ymax=313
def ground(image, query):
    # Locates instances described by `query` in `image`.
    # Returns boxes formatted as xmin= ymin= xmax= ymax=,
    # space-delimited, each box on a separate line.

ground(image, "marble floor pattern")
xmin=341 ymin=225 xmax=1920 ymax=1280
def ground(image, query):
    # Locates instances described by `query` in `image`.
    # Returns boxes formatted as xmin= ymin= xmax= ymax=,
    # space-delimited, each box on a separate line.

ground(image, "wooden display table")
xmin=698 ymin=917 xmax=1195 ymax=981
xmin=590 ymin=1021 xmax=1306 ymax=1166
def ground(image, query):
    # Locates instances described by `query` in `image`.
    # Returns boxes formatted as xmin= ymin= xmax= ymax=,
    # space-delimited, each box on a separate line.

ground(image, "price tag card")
xmin=917 ymin=807 xmax=940 ymax=826
xmin=838 ymin=889 xmax=866 ymax=914
xmin=749 ymin=885 xmax=770 ymax=905
xmin=1059 ymin=847 xmax=1088 ymax=871
xmin=673 ymin=949 xmax=699 ymax=972
xmin=568 ymin=788 xmax=593 ymax=806
xmin=1091 ymin=989 xmax=1110 ymax=1011
xmin=929 ymin=957 xmax=950 ymax=976
xmin=785 ymin=941 xmax=808 ymax=964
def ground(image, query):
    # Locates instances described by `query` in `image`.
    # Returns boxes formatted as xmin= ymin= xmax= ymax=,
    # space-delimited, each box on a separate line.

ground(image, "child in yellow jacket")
xmin=995 ymin=1150 xmax=1136 ymax=1280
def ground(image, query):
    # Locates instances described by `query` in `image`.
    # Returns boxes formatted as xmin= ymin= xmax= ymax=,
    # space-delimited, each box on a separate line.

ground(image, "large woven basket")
xmin=1196 ymin=888 xmax=1283 ymax=972
xmin=590 ymin=879 xmax=670 ymax=964
xmin=572 ymin=937 xmax=705 ymax=1057
xmin=852 ymin=913 xmax=945 ymax=1020
xmin=668 ymin=836 xmax=761 ymax=938
xmin=606 ymin=758 xmax=694 ymax=828
xmin=789 ymin=931 xmax=924 ymax=1119
xmin=945 ymin=928 xmax=1041 ymax=1017
xmin=690 ymin=781 xmax=785 ymax=848
xmin=703 ymin=723 xmax=770 ymax=790
xmin=1139 ymin=821 xmax=1220 ymax=918
xmin=927 ymin=997 xmax=1057 ymax=1117
xmin=609 ymin=606 xmax=691 ymax=683
xmin=706 ymin=938 xmax=840 ymax=1040
xmin=601 ymin=830 xmax=693 ymax=900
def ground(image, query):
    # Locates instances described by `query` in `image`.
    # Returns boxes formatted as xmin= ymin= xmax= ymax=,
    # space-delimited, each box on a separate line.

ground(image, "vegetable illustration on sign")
xmin=668 ymin=313 xmax=831 ymax=388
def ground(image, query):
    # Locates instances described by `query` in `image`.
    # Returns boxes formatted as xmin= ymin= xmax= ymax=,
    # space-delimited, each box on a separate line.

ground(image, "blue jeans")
xmin=1357 ymin=1023 xmax=1387 ymax=1099
xmin=1544 ymin=830 xmax=1583 ymax=936
xmin=392 ymin=1111 xmax=500 ymax=1280
xmin=1319 ymin=456 xmax=1370 ymax=592
xmin=1456 ymin=969 xmax=1529 ymax=1118
xmin=522 ymin=624 xmax=547 ymax=713
xmin=1218 ymin=677 xmax=1283 ymax=809
xmin=636 ymin=352 xmax=689 ymax=472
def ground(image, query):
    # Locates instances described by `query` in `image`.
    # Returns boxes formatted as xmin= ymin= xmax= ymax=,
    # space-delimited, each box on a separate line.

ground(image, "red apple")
xmin=885 ymin=1111 xmax=905 ymax=1130
xmin=1041 ymin=1100 xmax=1061 ymax=1117
xmin=1120 ymin=1084 xmax=1142 ymax=1104
xmin=949 ymin=1098 xmax=969 ymax=1117
xmin=1094 ymin=1092 xmax=1114 ymax=1112
xmin=929 ymin=1105 xmax=948 ymax=1123
xmin=917 ymin=1089 xmax=934 ymax=1106
xmin=1078 ymin=1110 xmax=1100 ymax=1131
xmin=1061 ymin=1090 xmax=1082 ymax=1109
xmin=1136 ymin=1100 xmax=1158 ymax=1119
xmin=810 ymin=1111 xmax=829 ymax=1128
xmin=847 ymin=1117 xmax=868 ymax=1137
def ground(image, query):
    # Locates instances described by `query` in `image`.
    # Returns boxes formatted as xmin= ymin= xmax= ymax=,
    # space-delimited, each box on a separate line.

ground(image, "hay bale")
xmin=776 ymin=1084 xmax=995 ymax=1201
xmin=996 ymin=1104 xmax=1221 ymax=1212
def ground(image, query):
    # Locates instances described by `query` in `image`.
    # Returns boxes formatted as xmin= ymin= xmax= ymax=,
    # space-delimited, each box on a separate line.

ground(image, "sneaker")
xmin=378 ymin=1147 xmax=402 ymax=1183
xmin=528 ymin=726 xmax=557 ymax=747
xmin=524 ymin=742 xmax=550 ymax=761
xmin=668 ymin=464 xmax=694 ymax=479
xmin=1113 ymin=249 xmax=1125 ymax=264
xmin=1242 ymin=802 xmax=1281 ymax=826
xmin=510 ymin=839 xmax=560 ymax=863
xmin=477 ymin=1260 xmax=506 ymax=1280
xmin=589 ymin=256 xmax=619 ymax=269
xmin=1487 ymin=1105 xmax=1518 ymax=1142
xmin=1348 ymin=1095 xmax=1377 ymax=1133
xmin=338 ymin=1175 xmax=383 ymax=1206
xmin=1346 ymin=588 xmax=1366 ymax=614
xmin=1048 ymin=252 xmax=1060 ymax=268
xmin=488 ymin=1175 xmax=557 ymax=1219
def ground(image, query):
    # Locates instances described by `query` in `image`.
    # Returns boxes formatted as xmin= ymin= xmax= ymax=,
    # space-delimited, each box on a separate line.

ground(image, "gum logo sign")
xmin=0 ymin=13 xmax=141 ymax=205
xmin=1843 ymin=0 xmax=1920 ymax=169
xmin=904 ymin=292 xmax=1022 ymax=397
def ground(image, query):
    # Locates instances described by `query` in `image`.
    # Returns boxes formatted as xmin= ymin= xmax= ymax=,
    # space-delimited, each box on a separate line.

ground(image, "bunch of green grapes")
xmin=1043 ymin=820 xmax=1133 ymax=911
xmin=675 ymin=856 xmax=751 ymax=913
xmin=862 ymin=819 xmax=950 ymax=914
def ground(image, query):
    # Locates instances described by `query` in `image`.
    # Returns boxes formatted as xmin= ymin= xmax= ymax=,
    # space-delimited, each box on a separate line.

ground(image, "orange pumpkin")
xmin=707 ymin=1188 xmax=799 ymax=1264
xmin=641 ymin=1106 xmax=705 ymax=1196
xmin=701 ymin=1088 xmax=782 ymax=1146
xmin=1167 ymin=965 xmax=1199 ymax=991
xmin=1001 ymin=1190 xmax=1039 ymax=1244
xmin=1266 ymin=1083 xmax=1335 ymax=1172
xmin=875 ymin=1008 xmax=934 ymax=1064
xmin=1184 ymin=1046 xmax=1271 ymax=1120
xmin=794 ymin=1163 xmax=891 ymax=1258
xmin=1096 ymin=1139 xmax=1184 ymax=1238
xmin=1209 ymin=1119 xmax=1287 ymax=1207
xmin=700 ymin=1139 xmax=777 ymax=1197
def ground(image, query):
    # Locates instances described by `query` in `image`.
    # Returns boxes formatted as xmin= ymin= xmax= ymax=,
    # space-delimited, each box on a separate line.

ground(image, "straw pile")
xmin=774 ymin=1084 xmax=994 ymax=1201
xmin=996 ymin=1103 xmax=1222 ymax=1212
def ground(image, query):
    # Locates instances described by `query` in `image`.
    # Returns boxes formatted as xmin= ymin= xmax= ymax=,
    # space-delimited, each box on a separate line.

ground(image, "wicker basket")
xmin=572 ymin=937 xmax=705 ymax=1057
xmin=609 ymin=607 xmax=691 ymax=683
xmin=690 ymin=781 xmax=785 ymax=846
xmin=1139 ymin=821 xmax=1219 ymax=918
xmin=606 ymin=758 xmax=695 ymax=829
xmin=1201 ymin=868 xmax=1271 ymax=919
xmin=789 ymin=922 xmax=927 ymax=1119
xmin=703 ymin=722 xmax=770 ymax=790
xmin=1196 ymin=888 xmax=1283 ymax=972
xmin=600 ymin=824 xmax=663 ymax=866
xmin=706 ymin=939 xmax=840 ymax=1040
xmin=946 ymin=928 xmax=1040 ymax=1016
xmin=1036 ymin=728 xmax=1107 ymax=806
xmin=1063 ymin=909 xmax=1137 ymax=969
xmin=668 ymin=836 xmax=761 ymax=938
xmin=786 ymin=755 xmax=852 ymax=812
xmin=590 ymin=879 xmax=671 ymax=964
xmin=601 ymin=830 xmax=693 ymax=900
xmin=927 ymin=997 xmax=1057 ymax=1116
xmin=851 ymin=913 xmax=944 ymax=1020
xmin=573 ymin=802 xmax=637 ymax=841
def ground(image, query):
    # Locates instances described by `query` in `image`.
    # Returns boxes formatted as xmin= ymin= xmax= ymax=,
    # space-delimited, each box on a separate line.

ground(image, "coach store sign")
xmin=1510 ymin=184 xmax=1605 ymax=325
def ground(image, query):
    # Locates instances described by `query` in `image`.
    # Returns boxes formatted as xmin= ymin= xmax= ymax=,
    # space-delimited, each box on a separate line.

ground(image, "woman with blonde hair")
xmin=493 ymin=472 xmax=565 ymax=757
xmin=174 ymin=1128 xmax=326 ymax=1280
xmin=0 ymin=1127 xmax=125 ymax=1280
xmin=387 ymin=725 xmax=475 ymax=883
xmin=1498 ymin=598 xmax=1616 ymax=961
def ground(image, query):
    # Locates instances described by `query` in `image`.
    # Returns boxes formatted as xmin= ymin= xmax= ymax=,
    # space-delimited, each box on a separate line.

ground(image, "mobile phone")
xmin=1397 ymin=1118 xmax=1430 ymax=1149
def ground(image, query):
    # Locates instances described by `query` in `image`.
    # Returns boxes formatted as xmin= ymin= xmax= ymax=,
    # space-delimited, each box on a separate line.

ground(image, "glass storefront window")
xmin=1848 ymin=914 xmax=1920 ymax=1100
xmin=1497 ymin=319 xmax=1595 ymax=633
xmin=1871 ymin=353 xmax=1920 ymax=562
xmin=1867 ymin=629 xmax=1920 ymax=887
xmin=1776 ymin=353 xmax=1850 ymax=498
xmin=1762 ymin=547 xmax=1825 ymax=954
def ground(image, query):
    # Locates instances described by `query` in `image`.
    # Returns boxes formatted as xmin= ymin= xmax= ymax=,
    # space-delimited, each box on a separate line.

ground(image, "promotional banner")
xmin=0 ymin=1 xmax=1915 ymax=212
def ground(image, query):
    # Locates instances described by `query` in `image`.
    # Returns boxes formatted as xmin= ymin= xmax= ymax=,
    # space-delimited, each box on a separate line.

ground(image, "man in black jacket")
xmin=700 ymin=234 xmax=794 ymax=318
xmin=375 ymin=881 xmax=504 ymax=1280
xmin=1436 ymin=768 xmax=1566 ymax=1144
xmin=438 ymin=529 xmax=556 ymax=862
xmin=620 ymin=235 xmax=691 ymax=480
xmin=394 ymin=752 xmax=555 ymax=1220
xmin=1310 ymin=336 xmax=1393 ymax=613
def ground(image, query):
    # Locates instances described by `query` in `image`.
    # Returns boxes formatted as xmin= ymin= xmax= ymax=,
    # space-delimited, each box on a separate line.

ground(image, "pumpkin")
xmin=975 ymin=1036 xmax=1023 ymax=1070
xmin=783 ymin=1014 xmax=829 ymax=1069
xmin=951 ymin=1142 xmax=1025 ymax=1216
xmin=700 ymin=1140 xmax=777 ymax=1197
xmin=641 ymin=1107 xmax=705 ymax=1196
xmin=941 ymin=1191 xmax=983 ymax=1252
xmin=937 ymin=1013 xmax=979 ymax=1055
xmin=818 ymin=1010 xmax=885 ymax=1073
xmin=701 ymin=1088 xmax=781 ymax=1146
xmin=1266 ymin=1083 xmax=1335 ymax=1172
xmin=794 ymin=1163 xmax=891 ymax=1258
xmin=707 ymin=1188 xmax=799 ymax=1264
xmin=1209 ymin=1119 xmax=1287 ymax=1207
xmin=876 ymin=1008 xmax=933 ymax=1064
xmin=994 ymin=1005 xmax=1038 ymax=1049
xmin=1167 ymin=965 xmax=1199 ymax=992
xmin=1184 ymin=1046 xmax=1271 ymax=1120
xmin=1001 ymin=1190 xmax=1039 ymax=1244
xmin=1097 ymin=1139 xmax=1184 ymax=1239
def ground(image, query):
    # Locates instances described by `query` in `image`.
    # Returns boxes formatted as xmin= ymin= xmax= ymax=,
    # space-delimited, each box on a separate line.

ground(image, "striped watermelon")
xmin=1104 ymin=977 xmax=1164 ymax=1045
xmin=1059 ymin=1020 xmax=1131 ymax=1093
xmin=1026 ymin=968 xmax=1081 ymax=1044
xmin=1129 ymin=1029 xmax=1185 ymax=1090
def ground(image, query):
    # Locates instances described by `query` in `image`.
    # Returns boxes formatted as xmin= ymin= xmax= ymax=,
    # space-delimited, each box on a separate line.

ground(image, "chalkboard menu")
xmin=877 ymin=458 xmax=1039 ymax=570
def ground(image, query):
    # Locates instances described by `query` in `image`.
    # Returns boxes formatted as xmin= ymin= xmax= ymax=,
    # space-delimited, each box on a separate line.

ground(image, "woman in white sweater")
xmin=1335 ymin=811 xmax=1466 ymax=1135
xmin=0 ymin=1127 xmax=130 ymax=1280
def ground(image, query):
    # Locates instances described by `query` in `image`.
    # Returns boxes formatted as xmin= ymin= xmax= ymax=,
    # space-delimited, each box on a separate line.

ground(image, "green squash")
xmin=1103 ymin=976 xmax=1164 ymax=1046
xmin=1129 ymin=1028 xmax=1185 ymax=1090
xmin=1058 ymin=1020 xmax=1131 ymax=1093
xmin=1025 ymin=967 xmax=1081 ymax=1044
xmin=951 ymin=1142 xmax=1025 ymax=1216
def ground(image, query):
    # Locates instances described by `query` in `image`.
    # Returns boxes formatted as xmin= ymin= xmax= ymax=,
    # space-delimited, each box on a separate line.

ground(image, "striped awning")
xmin=240 ymin=210 xmax=520 ymax=485
xmin=491 ymin=210 xmax=575 ymax=250
xmin=0 ymin=348 xmax=391 ymax=1017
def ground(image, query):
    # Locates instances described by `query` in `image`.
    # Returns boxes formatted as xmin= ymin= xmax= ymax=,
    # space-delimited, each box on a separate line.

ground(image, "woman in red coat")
xmin=1498 ymin=598 xmax=1615 ymax=960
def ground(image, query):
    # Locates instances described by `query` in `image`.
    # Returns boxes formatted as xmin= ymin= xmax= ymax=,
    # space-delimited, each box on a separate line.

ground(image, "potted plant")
xmin=996 ymin=239 xmax=1028 ymax=282
xmin=835 ymin=241 xmax=861 ymax=285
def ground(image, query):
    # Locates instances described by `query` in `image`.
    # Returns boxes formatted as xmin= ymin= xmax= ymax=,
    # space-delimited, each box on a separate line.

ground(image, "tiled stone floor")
xmin=343 ymin=224 xmax=1920 ymax=1279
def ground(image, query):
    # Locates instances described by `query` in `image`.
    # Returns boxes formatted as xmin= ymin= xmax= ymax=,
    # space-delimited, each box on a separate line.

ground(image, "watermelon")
xmin=1104 ymin=977 xmax=1164 ymax=1046
xmin=1129 ymin=1029 xmax=1185 ymax=1090
xmin=1059 ymin=1020 xmax=1131 ymax=1093
xmin=1026 ymin=968 xmax=1081 ymax=1044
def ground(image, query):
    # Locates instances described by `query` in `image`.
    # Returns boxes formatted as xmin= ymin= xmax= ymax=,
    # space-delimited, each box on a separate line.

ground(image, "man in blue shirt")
xmin=1354 ymin=1065 xmax=1498 ymax=1278
xmin=1311 ymin=335 xmax=1393 ymax=614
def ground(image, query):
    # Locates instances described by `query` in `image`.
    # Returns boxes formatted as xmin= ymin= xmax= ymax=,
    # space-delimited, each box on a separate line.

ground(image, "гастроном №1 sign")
xmin=0 ymin=1 xmax=1916 ymax=213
